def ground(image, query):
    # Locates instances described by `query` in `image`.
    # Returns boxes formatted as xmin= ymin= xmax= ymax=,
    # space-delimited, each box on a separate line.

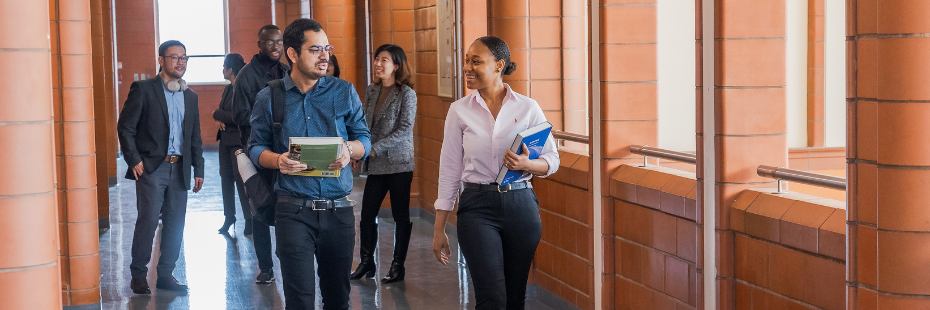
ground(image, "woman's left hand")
xmin=503 ymin=143 xmax=531 ymax=171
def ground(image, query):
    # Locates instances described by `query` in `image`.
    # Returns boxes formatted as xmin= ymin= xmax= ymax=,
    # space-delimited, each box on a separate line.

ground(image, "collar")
xmin=282 ymin=72 xmax=330 ymax=94
xmin=471 ymin=83 xmax=516 ymax=106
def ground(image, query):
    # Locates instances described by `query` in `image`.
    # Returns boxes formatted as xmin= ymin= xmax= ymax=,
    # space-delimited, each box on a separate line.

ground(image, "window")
xmin=157 ymin=0 xmax=228 ymax=83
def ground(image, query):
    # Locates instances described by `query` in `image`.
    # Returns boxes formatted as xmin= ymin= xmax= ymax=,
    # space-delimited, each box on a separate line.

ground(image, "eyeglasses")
xmin=164 ymin=55 xmax=189 ymax=63
xmin=305 ymin=45 xmax=335 ymax=56
xmin=262 ymin=40 xmax=283 ymax=47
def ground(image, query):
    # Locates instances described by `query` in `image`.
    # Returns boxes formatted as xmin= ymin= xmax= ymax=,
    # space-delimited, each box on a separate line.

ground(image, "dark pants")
xmin=130 ymin=161 xmax=188 ymax=279
xmin=275 ymin=200 xmax=356 ymax=310
xmin=219 ymin=145 xmax=251 ymax=220
xmin=253 ymin=218 xmax=274 ymax=271
xmin=457 ymin=187 xmax=542 ymax=310
xmin=359 ymin=172 xmax=413 ymax=253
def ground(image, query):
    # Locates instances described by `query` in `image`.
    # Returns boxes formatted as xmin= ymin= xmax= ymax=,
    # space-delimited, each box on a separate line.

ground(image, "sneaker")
xmin=255 ymin=270 xmax=275 ymax=284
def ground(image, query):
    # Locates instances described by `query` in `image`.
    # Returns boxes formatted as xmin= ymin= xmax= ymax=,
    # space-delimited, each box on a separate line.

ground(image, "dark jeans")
xmin=275 ymin=200 xmax=356 ymax=310
xmin=219 ymin=145 xmax=250 ymax=220
xmin=360 ymin=171 xmax=413 ymax=231
xmin=253 ymin=218 xmax=274 ymax=271
xmin=130 ymin=161 xmax=188 ymax=279
xmin=457 ymin=187 xmax=542 ymax=310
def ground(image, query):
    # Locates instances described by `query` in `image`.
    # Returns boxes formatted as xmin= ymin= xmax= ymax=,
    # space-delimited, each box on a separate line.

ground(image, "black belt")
xmin=277 ymin=195 xmax=354 ymax=210
xmin=463 ymin=181 xmax=532 ymax=193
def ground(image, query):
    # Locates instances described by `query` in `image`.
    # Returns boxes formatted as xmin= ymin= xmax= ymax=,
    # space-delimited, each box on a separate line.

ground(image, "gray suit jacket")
xmin=361 ymin=83 xmax=416 ymax=175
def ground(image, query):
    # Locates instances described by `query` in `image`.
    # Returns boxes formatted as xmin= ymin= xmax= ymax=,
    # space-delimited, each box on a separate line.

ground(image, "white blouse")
xmin=435 ymin=84 xmax=560 ymax=211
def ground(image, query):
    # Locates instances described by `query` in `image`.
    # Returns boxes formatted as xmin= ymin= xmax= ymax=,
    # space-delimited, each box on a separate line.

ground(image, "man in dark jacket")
xmin=232 ymin=24 xmax=290 ymax=284
xmin=117 ymin=40 xmax=205 ymax=294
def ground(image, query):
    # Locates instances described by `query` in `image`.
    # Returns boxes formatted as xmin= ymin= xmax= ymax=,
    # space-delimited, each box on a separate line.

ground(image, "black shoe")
xmin=255 ymin=270 xmax=275 ymax=284
xmin=218 ymin=216 xmax=236 ymax=234
xmin=155 ymin=276 xmax=188 ymax=292
xmin=130 ymin=277 xmax=150 ymax=294
xmin=243 ymin=219 xmax=253 ymax=235
xmin=381 ymin=260 xmax=405 ymax=283
xmin=349 ymin=260 xmax=376 ymax=280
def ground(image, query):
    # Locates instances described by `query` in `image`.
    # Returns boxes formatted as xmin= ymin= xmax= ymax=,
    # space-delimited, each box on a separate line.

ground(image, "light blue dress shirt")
xmin=164 ymin=87 xmax=185 ymax=155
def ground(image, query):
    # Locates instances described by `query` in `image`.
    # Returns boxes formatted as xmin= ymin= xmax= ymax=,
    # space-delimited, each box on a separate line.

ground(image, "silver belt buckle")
xmin=311 ymin=200 xmax=330 ymax=210
xmin=498 ymin=184 xmax=512 ymax=193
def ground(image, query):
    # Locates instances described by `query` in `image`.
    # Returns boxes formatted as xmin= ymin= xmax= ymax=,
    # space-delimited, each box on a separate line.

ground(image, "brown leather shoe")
xmin=130 ymin=277 xmax=150 ymax=294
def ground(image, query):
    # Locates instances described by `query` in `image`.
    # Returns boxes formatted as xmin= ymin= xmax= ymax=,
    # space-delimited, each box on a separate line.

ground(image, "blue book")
xmin=495 ymin=122 xmax=553 ymax=186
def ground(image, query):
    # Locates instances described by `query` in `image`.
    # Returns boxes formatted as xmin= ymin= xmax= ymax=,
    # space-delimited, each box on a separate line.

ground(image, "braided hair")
xmin=476 ymin=36 xmax=517 ymax=76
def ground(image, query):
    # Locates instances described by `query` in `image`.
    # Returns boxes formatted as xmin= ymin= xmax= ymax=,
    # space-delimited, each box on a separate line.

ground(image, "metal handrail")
xmin=552 ymin=130 xmax=590 ymax=144
xmin=629 ymin=145 xmax=697 ymax=165
xmin=757 ymin=165 xmax=847 ymax=193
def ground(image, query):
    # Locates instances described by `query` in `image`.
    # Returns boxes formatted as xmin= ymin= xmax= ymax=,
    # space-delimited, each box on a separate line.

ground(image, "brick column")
xmin=91 ymin=0 xmax=116 ymax=227
xmin=847 ymin=0 xmax=930 ymax=308
xmin=599 ymin=0 xmax=658 ymax=175
xmin=0 ymin=0 xmax=62 ymax=309
xmin=712 ymin=0 xmax=788 ymax=308
xmin=807 ymin=0 xmax=825 ymax=147
xmin=50 ymin=0 xmax=101 ymax=305
xmin=313 ymin=0 xmax=360 ymax=95
xmin=490 ymin=0 xmax=564 ymax=130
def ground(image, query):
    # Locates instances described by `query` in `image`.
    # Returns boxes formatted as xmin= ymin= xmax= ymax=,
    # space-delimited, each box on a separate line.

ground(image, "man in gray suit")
xmin=117 ymin=40 xmax=205 ymax=295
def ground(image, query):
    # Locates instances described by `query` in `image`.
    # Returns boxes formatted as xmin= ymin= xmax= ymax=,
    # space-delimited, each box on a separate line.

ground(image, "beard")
xmin=295 ymin=56 xmax=328 ymax=81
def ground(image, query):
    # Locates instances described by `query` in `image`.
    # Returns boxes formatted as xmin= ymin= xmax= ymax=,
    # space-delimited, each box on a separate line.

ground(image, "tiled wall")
xmin=532 ymin=150 xmax=595 ymax=310
xmin=608 ymin=164 xmax=699 ymax=310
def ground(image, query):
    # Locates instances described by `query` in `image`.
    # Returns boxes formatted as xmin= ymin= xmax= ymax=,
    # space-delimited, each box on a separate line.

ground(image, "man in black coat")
xmin=232 ymin=24 xmax=290 ymax=284
xmin=117 ymin=40 xmax=205 ymax=295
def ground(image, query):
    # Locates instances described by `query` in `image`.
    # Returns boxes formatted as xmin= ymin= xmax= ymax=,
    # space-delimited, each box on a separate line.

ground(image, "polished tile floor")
xmin=100 ymin=152 xmax=561 ymax=310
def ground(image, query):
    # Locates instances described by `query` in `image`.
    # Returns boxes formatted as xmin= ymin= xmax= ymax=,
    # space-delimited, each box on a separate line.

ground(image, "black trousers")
xmin=359 ymin=171 xmax=413 ymax=231
xmin=275 ymin=201 xmax=356 ymax=310
xmin=457 ymin=187 xmax=542 ymax=310
xmin=218 ymin=145 xmax=250 ymax=220
xmin=130 ymin=161 xmax=188 ymax=279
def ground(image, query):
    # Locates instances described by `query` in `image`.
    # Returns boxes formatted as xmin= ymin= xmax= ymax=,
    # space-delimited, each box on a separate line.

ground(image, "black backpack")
xmin=244 ymin=79 xmax=286 ymax=226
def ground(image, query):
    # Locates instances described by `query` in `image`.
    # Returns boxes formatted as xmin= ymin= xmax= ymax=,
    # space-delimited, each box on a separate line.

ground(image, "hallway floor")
xmin=99 ymin=151 xmax=563 ymax=310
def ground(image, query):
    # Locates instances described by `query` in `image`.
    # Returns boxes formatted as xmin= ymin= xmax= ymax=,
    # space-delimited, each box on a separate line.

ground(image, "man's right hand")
xmin=277 ymin=152 xmax=308 ymax=174
xmin=133 ymin=162 xmax=144 ymax=179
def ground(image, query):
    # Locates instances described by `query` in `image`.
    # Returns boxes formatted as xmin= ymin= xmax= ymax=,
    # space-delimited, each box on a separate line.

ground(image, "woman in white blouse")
xmin=432 ymin=36 xmax=560 ymax=309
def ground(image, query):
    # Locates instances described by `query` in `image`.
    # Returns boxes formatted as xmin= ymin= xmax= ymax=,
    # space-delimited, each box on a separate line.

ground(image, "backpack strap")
xmin=267 ymin=79 xmax=286 ymax=148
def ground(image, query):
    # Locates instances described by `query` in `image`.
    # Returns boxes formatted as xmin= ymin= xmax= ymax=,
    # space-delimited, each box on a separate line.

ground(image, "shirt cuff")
xmin=250 ymin=145 xmax=269 ymax=168
xmin=536 ymin=154 xmax=560 ymax=178
xmin=434 ymin=199 xmax=455 ymax=211
xmin=356 ymin=136 xmax=372 ymax=159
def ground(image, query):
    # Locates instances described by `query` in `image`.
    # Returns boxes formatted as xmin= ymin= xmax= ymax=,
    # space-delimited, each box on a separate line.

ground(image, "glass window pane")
xmin=182 ymin=56 xmax=226 ymax=84
xmin=158 ymin=0 xmax=226 ymax=83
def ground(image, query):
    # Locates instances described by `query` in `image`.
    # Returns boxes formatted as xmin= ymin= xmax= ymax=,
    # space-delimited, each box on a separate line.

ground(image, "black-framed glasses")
xmin=164 ymin=55 xmax=189 ymax=63
xmin=305 ymin=45 xmax=335 ymax=56
xmin=262 ymin=39 xmax=283 ymax=47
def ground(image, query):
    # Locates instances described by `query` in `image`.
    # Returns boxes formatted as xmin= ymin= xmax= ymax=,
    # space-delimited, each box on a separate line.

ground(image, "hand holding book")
xmin=503 ymin=143 xmax=531 ymax=171
xmin=278 ymin=152 xmax=308 ymax=174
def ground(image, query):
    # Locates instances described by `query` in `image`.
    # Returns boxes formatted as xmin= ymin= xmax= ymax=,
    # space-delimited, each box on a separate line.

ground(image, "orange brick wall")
xmin=608 ymin=165 xmax=699 ymax=309
xmin=730 ymin=189 xmax=845 ymax=310
xmin=532 ymin=151 xmax=595 ymax=310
